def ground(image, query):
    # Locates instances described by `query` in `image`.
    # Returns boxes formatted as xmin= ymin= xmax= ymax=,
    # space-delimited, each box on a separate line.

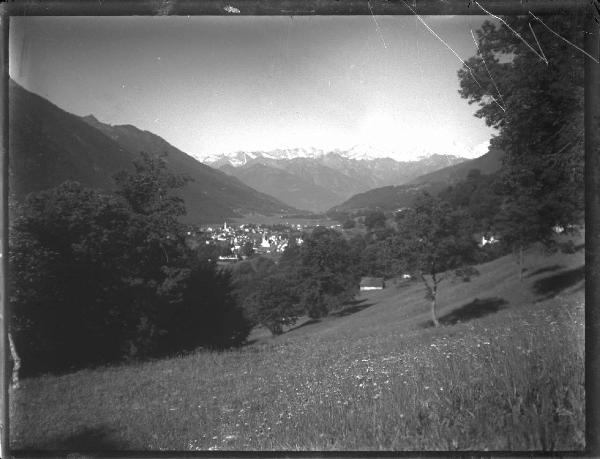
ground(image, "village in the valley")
xmin=185 ymin=221 xmax=308 ymax=263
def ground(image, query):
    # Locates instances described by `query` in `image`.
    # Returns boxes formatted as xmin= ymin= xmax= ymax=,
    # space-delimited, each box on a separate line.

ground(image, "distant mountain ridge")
xmin=205 ymin=150 xmax=468 ymax=212
xmin=329 ymin=147 xmax=504 ymax=214
xmin=9 ymin=80 xmax=296 ymax=224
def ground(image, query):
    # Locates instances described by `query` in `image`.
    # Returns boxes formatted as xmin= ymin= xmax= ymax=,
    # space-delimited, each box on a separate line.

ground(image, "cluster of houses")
xmin=185 ymin=222 xmax=304 ymax=263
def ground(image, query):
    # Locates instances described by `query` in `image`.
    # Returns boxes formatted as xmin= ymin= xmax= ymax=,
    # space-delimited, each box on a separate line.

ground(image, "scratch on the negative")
xmin=528 ymin=22 xmax=549 ymax=65
xmin=470 ymin=29 xmax=506 ymax=112
xmin=402 ymin=0 xmax=505 ymax=112
xmin=529 ymin=11 xmax=599 ymax=64
xmin=367 ymin=0 xmax=388 ymax=49
xmin=402 ymin=0 xmax=467 ymax=66
xmin=474 ymin=1 xmax=547 ymax=64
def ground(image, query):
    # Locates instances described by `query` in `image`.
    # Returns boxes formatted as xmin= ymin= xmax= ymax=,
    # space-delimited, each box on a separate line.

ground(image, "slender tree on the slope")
xmin=396 ymin=193 xmax=477 ymax=327
xmin=457 ymin=14 xmax=585 ymax=279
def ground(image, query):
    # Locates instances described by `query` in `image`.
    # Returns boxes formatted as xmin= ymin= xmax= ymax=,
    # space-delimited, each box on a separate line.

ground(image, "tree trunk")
xmin=9 ymin=333 xmax=21 ymax=389
xmin=431 ymin=280 xmax=440 ymax=327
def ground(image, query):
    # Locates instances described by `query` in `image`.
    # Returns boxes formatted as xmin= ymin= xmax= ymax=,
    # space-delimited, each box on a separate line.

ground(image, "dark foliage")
xmin=440 ymin=169 xmax=503 ymax=235
xmin=297 ymin=227 xmax=361 ymax=317
xmin=358 ymin=235 xmax=409 ymax=279
xmin=364 ymin=210 xmax=386 ymax=232
xmin=395 ymin=192 xmax=479 ymax=326
xmin=9 ymin=153 xmax=250 ymax=376
xmin=243 ymin=271 xmax=304 ymax=335
xmin=458 ymin=14 xmax=585 ymax=253
xmin=160 ymin=262 xmax=251 ymax=351
xmin=241 ymin=227 xmax=361 ymax=333
xmin=342 ymin=218 xmax=356 ymax=229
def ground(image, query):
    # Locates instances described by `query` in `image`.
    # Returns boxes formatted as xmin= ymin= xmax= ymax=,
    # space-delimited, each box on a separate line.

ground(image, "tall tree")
xmin=243 ymin=271 xmax=303 ymax=335
xmin=297 ymin=226 xmax=361 ymax=317
xmin=457 ymin=14 xmax=585 ymax=276
xmin=9 ymin=182 xmax=137 ymax=373
xmin=396 ymin=193 xmax=477 ymax=327
xmin=8 ymin=152 xmax=249 ymax=375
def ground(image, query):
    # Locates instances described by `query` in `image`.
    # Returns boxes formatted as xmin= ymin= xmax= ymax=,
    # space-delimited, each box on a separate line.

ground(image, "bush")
xmin=342 ymin=219 xmax=356 ymax=229
xmin=244 ymin=271 xmax=303 ymax=335
xmin=9 ymin=153 xmax=250 ymax=376
xmin=161 ymin=263 xmax=251 ymax=351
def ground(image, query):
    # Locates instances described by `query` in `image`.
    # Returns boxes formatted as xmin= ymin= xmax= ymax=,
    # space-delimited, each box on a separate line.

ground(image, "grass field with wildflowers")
xmin=10 ymin=244 xmax=585 ymax=451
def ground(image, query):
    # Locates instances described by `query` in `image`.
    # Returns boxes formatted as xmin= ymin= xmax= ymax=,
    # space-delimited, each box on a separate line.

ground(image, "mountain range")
xmin=8 ymin=80 xmax=295 ymax=224
xmin=9 ymin=79 xmax=499 ymax=223
xmin=204 ymin=150 xmax=468 ymax=212
xmin=329 ymin=147 xmax=504 ymax=214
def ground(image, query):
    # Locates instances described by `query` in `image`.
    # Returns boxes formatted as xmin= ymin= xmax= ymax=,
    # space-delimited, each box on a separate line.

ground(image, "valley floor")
xmin=10 ymin=245 xmax=585 ymax=451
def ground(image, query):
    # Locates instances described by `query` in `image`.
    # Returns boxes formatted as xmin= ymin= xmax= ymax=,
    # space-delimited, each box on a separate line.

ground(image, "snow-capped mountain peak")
xmin=200 ymin=144 xmax=479 ymax=168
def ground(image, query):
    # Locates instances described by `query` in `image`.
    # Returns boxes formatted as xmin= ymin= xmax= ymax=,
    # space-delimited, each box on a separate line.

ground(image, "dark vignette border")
xmin=0 ymin=0 xmax=597 ymax=457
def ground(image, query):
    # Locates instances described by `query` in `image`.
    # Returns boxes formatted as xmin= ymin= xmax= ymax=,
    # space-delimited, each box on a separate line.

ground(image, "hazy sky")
xmin=10 ymin=15 xmax=498 ymax=161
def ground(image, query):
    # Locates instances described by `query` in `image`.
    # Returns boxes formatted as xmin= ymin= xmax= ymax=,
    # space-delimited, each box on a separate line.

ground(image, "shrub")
xmin=9 ymin=153 xmax=250 ymax=376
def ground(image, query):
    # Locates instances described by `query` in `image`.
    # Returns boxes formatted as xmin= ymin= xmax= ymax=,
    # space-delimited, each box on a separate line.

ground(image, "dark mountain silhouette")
xmin=329 ymin=148 xmax=503 ymax=213
xmin=9 ymin=80 xmax=295 ymax=223
xmin=409 ymin=147 xmax=503 ymax=185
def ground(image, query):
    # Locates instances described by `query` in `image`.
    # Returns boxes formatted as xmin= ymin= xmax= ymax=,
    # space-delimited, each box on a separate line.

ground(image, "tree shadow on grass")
xmin=421 ymin=297 xmax=508 ymax=328
xmin=23 ymin=426 xmax=127 ymax=451
xmin=331 ymin=298 xmax=375 ymax=317
xmin=288 ymin=318 xmax=321 ymax=331
xmin=526 ymin=264 xmax=565 ymax=278
xmin=532 ymin=265 xmax=585 ymax=299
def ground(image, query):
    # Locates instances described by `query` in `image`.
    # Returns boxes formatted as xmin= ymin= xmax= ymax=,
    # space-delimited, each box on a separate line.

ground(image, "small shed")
xmin=360 ymin=277 xmax=385 ymax=291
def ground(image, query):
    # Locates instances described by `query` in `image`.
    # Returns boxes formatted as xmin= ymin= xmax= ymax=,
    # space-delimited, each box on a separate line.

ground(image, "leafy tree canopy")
xmin=458 ymin=14 xmax=585 ymax=249
xmin=396 ymin=192 xmax=478 ymax=326
xmin=9 ymin=152 xmax=248 ymax=376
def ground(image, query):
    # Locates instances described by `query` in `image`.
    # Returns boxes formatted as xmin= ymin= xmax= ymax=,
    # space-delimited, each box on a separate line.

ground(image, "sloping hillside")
xmin=220 ymin=163 xmax=341 ymax=212
xmin=269 ymin=238 xmax=583 ymax=342
xmin=9 ymin=80 xmax=295 ymax=223
xmin=11 ymin=239 xmax=584 ymax=450
xmin=329 ymin=148 xmax=503 ymax=213
xmin=329 ymin=182 xmax=445 ymax=213
xmin=9 ymin=80 xmax=136 ymax=198
xmin=409 ymin=147 xmax=503 ymax=185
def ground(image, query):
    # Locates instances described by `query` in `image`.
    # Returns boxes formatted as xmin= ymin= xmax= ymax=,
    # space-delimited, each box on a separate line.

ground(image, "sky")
xmin=9 ymin=15 xmax=499 ymax=162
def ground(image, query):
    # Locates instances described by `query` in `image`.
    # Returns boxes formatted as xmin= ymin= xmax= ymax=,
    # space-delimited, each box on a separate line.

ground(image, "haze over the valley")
xmin=10 ymin=15 xmax=497 ymax=163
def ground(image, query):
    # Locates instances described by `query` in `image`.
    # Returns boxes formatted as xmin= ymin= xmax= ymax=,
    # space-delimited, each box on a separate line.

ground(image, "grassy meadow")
xmin=10 ymin=242 xmax=585 ymax=451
